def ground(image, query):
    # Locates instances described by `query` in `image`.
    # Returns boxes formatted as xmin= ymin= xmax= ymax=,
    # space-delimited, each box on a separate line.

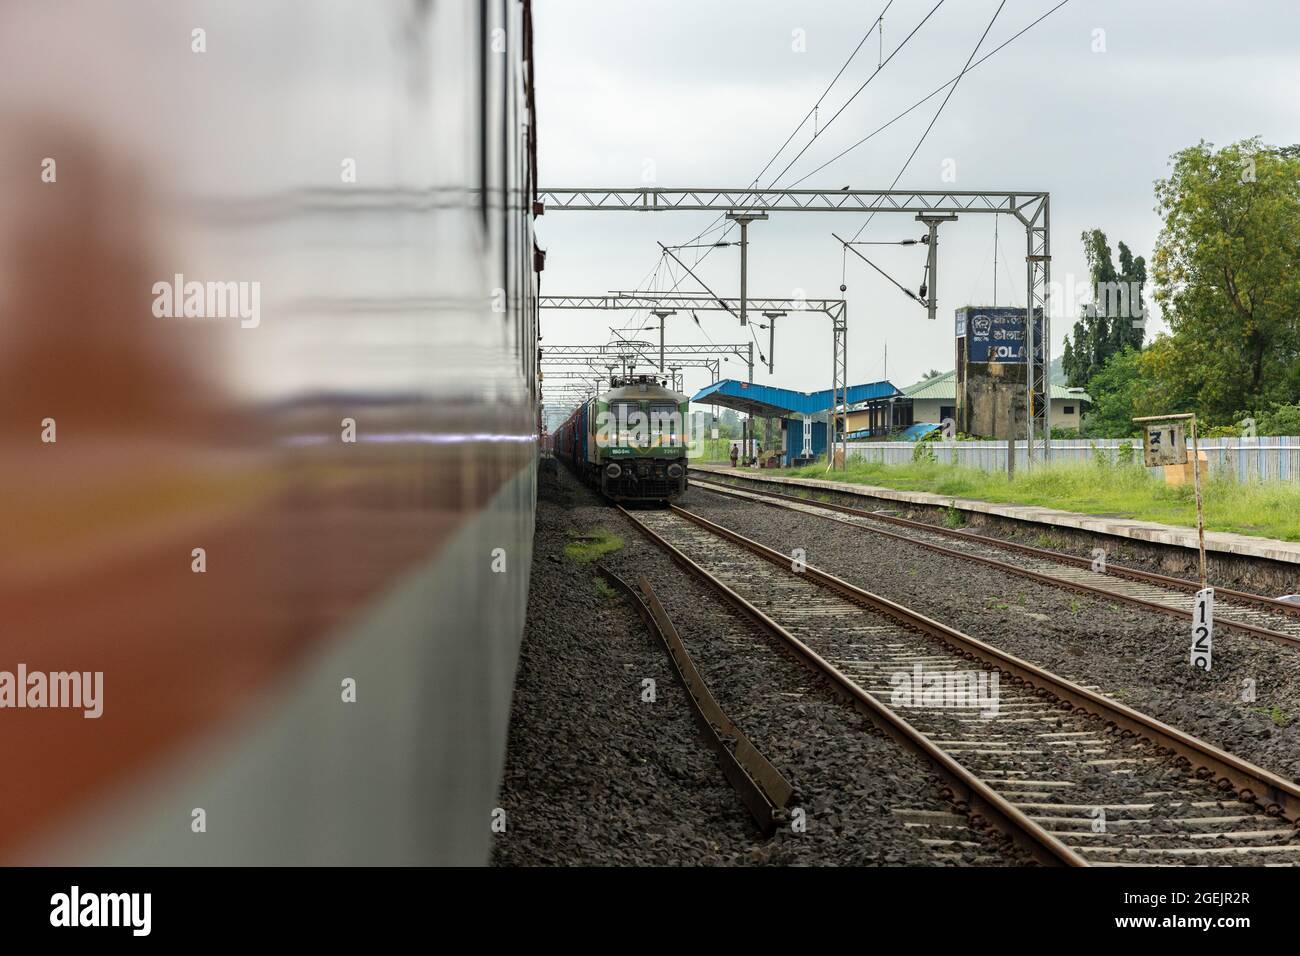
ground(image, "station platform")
xmin=690 ymin=463 xmax=1300 ymax=568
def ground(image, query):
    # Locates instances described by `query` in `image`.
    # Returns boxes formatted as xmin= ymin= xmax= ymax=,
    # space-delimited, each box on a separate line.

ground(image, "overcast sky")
xmin=533 ymin=0 xmax=1300 ymax=403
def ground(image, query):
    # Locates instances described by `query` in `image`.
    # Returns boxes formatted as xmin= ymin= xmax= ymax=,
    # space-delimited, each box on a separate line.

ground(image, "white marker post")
xmin=1192 ymin=587 xmax=1214 ymax=671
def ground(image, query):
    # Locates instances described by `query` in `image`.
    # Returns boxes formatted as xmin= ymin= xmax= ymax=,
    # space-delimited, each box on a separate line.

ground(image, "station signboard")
xmin=955 ymin=307 xmax=1043 ymax=364
xmin=1143 ymin=422 xmax=1188 ymax=467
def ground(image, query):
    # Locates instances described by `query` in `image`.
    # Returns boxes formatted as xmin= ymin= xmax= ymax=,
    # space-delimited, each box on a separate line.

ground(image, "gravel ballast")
xmin=698 ymin=469 xmax=1300 ymax=596
xmin=492 ymin=467 xmax=753 ymax=865
xmin=632 ymin=502 xmax=1293 ymax=867
xmin=678 ymin=483 xmax=1300 ymax=784
xmin=492 ymin=465 xmax=1030 ymax=866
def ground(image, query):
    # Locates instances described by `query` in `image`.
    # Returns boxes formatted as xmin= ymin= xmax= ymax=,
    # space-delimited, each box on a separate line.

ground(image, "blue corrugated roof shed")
xmin=691 ymin=379 xmax=900 ymax=417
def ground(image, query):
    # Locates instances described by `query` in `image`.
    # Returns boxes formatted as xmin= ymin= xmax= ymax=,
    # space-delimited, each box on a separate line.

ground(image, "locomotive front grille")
xmin=601 ymin=461 xmax=685 ymax=501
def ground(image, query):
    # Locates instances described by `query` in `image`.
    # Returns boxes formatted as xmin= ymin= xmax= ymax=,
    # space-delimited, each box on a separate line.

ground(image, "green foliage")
xmin=1071 ymin=139 xmax=1299 ymax=435
xmin=911 ymin=441 xmax=937 ymax=464
xmin=1202 ymin=424 xmax=1243 ymax=438
xmin=1080 ymin=348 xmax=1148 ymax=437
xmin=942 ymin=501 xmax=964 ymax=528
xmin=1256 ymin=402 xmax=1300 ymax=436
xmin=594 ymin=578 xmax=618 ymax=599
xmin=1085 ymin=437 xmax=1139 ymax=468
xmin=1254 ymin=706 xmax=1294 ymax=728
xmin=1150 ymin=138 xmax=1300 ymax=423
xmin=564 ymin=527 xmax=624 ymax=563
xmin=1062 ymin=228 xmax=1148 ymax=388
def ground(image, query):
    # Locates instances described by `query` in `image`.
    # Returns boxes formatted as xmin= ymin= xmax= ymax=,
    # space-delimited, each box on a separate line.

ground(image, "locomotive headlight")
xmin=666 ymin=463 xmax=684 ymax=479
xmin=604 ymin=462 xmax=622 ymax=479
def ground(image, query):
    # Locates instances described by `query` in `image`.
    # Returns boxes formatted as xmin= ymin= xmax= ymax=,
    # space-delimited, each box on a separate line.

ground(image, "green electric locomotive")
xmin=554 ymin=374 xmax=689 ymax=503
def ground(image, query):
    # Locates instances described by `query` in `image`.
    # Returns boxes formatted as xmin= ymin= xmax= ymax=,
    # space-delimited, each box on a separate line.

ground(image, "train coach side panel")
xmin=0 ymin=0 xmax=539 ymax=864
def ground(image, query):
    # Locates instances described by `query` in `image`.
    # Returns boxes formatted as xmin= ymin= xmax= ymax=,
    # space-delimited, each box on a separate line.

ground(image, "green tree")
xmin=1061 ymin=229 xmax=1147 ymax=387
xmin=1080 ymin=348 xmax=1150 ymax=437
xmin=921 ymin=368 xmax=943 ymax=380
xmin=1256 ymin=402 xmax=1300 ymax=436
xmin=1150 ymin=138 xmax=1300 ymax=423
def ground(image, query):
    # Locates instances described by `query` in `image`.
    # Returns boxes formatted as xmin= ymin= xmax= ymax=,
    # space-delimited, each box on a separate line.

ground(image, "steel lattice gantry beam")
xmin=538 ymin=186 xmax=1052 ymax=463
xmin=540 ymin=371 xmax=606 ymax=398
xmin=541 ymin=342 xmax=753 ymax=355
xmin=540 ymin=344 xmax=735 ymax=401
xmin=542 ymin=356 xmax=723 ymax=370
xmin=540 ymin=293 xmax=845 ymax=316
xmin=541 ymin=342 xmax=752 ymax=376
xmin=541 ymin=356 xmax=722 ymax=377
xmin=536 ymin=186 xmax=1044 ymax=215
xmin=541 ymin=294 xmax=848 ymax=465
xmin=540 ymin=340 xmax=738 ymax=424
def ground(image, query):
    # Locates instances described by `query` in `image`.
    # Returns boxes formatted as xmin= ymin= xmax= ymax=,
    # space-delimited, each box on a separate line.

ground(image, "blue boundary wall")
xmin=841 ymin=436 xmax=1300 ymax=481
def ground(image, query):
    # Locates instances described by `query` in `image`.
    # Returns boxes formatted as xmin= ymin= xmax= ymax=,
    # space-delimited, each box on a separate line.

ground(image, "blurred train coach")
xmin=554 ymin=375 xmax=689 ymax=503
xmin=0 ymin=1 xmax=539 ymax=864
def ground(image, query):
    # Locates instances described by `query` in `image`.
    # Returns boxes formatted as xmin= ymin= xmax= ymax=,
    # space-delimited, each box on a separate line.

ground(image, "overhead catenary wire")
xmin=765 ymin=0 xmax=947 ymax=188
xmin=617 ymin=0 xmax=1071 ymax=367
xmin=786 ymin=0 xmax=1072 ymax=189
xmin=961 ymin=220 xmax=999 ymax=305
xmin=830 ymin=2 xmax=1009 ymax=317
xmin=996 ymin=214 xmax=1020 ymax=306
xmin=624 ymin=0 xmax=952 ymax=363
xmin=664 ymin=0 xmax=1067 ymax=334
xmin=641 ymin=0 xmax=939 ymax=372
xmin=617 ymin=4 xmax=898 ymax=332
xmin=848 ymin=0 xmax=1008 ymax=244
xmin=741 ymin=1 xmax=898 ymax=204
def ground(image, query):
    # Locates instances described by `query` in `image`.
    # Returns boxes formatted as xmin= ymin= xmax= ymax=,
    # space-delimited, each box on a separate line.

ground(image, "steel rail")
xmin=690 ymin=475 xmax=1300 ymax=649
xmin=663 ymin=502 xmax=1300 ymax=826
xmin=616 ymin=506 xmax=1088 ymax=866
xmin=594 ymin=564 xmax=793 ymax=834
xmin=693 ymin=473 xmax=1300 ymax=616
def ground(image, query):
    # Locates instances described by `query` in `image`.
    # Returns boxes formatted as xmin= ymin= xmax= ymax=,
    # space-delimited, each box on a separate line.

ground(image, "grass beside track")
xmin=564 ymin=527 xmax=625 ymax=562
xmin=710 ymin=459 xmax=1300 ymax=543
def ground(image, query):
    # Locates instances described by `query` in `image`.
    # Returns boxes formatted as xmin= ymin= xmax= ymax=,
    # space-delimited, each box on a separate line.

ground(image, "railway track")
xmin=689 ymin=475 xmax=1300 ymax=649
xmin=618 ymin=502 xmax=1300 ymax=866
xmin=594 ymin=565 xmax=794 ymax=834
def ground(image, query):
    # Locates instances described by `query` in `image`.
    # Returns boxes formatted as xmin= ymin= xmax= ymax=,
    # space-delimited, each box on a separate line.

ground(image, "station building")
xmin=690 ymin=379 xmax=911 ymax=466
